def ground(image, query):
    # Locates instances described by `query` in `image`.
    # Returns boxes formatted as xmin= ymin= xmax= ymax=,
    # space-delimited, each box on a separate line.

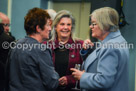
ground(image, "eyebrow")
xmin=91 ymin=20 xmax=96 ymax=22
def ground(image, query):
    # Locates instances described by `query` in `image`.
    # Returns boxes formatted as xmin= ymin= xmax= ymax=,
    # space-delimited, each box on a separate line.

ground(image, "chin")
xmin=42 ymin=38 xmax=49 ymax=42
xmin=46 ymin=36 xmax=50 ymax=40
xmin=92 ymin=35 xmax=95 ymax=38
xmin=61 ymin=36 xmax=69 ymax=38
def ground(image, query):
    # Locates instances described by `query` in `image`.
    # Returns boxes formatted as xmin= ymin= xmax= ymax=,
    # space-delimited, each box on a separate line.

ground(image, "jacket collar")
xmin=101 ymin=30 xmax=121 ymax=44
xmin=53 ymin=37 xmax=75 ymax=50
xmin=84 ymin=30 xmax=121 ymax=70
xmin=25 ymin=36 xmax=39 ymax=43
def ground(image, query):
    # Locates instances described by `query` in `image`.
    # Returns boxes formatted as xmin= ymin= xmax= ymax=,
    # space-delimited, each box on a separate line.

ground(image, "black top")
xmin=0 ymin=24 xmax=14 ymax=91
xmin=55 ymin=48 xmax=69 ymax=77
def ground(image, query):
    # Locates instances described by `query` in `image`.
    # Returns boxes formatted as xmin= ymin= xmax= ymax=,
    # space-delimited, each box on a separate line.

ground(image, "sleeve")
xmin=80 ymin=48 xmax=119 ymax=89
xmin=38 ymin=49 xmax=59 ymax=90
xmin=80 ymin=42 xmax=97 ymax=61
xmin=66 ymin=75 xmax=76 ymax=87
xmin=80 ymin=48 xmax=92 ymax=61
xmin=80 ymin=49 xmax=89 ymax=55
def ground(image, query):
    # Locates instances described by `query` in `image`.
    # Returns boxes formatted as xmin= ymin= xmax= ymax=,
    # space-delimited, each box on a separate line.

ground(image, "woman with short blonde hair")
xmin=71 ymin=7 xmax=129 ymax=91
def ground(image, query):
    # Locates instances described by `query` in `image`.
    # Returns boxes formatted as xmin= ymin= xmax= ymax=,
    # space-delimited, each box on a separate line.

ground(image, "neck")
xmin=29 ymin=34 xmax=42 ymax=43
xmin=58 ymin=36 xmax=70 ymax=44
xmin=99 ymin=31 xmax=110 ymax=41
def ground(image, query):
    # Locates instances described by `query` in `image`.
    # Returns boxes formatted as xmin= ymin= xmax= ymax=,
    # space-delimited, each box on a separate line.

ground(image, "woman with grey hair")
xmin=71 ymin=7 xmax=129 ymax=91
xmin=48 ymin=10 xmax=83 ymax=91
xmin=51 ymin=10 xmax=75 ymax=41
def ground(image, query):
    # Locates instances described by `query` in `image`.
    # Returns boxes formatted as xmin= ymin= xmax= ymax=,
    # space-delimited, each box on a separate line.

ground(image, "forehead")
xmin=46 ymin=19 xmax=50 ymax=23
xmin=91 ymin=16 xmax=97 ymax=23
xmin=59 ymin=17 xmax=72 ymax=23
xmin=47 ymin=19 xmax=50 ymax=22
xmin=2 ymin=18 xmax=10 ymax=23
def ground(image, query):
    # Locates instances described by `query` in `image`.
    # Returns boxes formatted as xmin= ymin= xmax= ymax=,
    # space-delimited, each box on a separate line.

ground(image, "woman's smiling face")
xmin=56 ymin=17 xmax=72 ymax=39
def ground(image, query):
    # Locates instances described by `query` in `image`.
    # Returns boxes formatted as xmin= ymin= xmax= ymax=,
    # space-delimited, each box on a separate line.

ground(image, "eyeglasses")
xmin=1 ymin=23 xmax=10 ymax=27
xmin=90 ymin=23 xmax=97 ymax=28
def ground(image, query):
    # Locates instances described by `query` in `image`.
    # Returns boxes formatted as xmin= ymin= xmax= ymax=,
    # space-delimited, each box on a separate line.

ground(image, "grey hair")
xmin=91 ymin=7 xmax=119 ymax=32
xmin=51 ymin=10 xmax=75 ymax=41
xmin=46 ymin=9 xmax=57 ymax=20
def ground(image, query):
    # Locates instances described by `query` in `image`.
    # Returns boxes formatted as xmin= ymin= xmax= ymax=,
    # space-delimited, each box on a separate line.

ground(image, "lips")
xmin=61 ymin=30 xmax=69 ymax=33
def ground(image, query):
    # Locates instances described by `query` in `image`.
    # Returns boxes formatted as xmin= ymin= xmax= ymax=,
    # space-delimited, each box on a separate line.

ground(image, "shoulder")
xmin=75 ymin=39 xmax=84 ymax=45
xmin=0 ymin=32 xmax=14 ymax=42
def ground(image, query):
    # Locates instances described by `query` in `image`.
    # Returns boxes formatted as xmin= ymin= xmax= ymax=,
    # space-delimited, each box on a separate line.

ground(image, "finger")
xmin=83 ymin=40 xmax=91 ymax=49
xmin=59 ymin=78 xmax=63 ymax=81
xmin=70 ymin=68 xmax=77 ymax=72
xmin=84 ymin=39 xmax=90 ymax=44
xmin=60 ymin=82 xmax=64 ymax=85
xmin=83 ymin=44 xmax=88 ymax=49
xmin=73 ymin=75 xmax=78 ymax=80
xmin=89 ymin=42 xmax=94 ymax=47
xmin=71 ymin=71 xmax=76 ymax=77
xmin=62 ymin=82 xmax=65 ymax=86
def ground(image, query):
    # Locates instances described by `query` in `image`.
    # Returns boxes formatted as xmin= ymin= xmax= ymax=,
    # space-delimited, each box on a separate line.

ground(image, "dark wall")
xmin=120 ymin=0 xmax=136 ymax=91
xmin=51 ymin=0 xmax=91 ymax=2
xmin=90 ymin=0 xmax=121 ymax=14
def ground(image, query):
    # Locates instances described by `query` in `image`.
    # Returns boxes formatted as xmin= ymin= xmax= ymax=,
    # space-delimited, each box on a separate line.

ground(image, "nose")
xmin=4 ymin=26 xmax=10 ymax=33
xmin=64 ymin=25 xmax=68 ymax=29
xmin=89 ymin=24 xmax=93 ymax=29
xmin=48 ymin=26 xmax=51 ymax=31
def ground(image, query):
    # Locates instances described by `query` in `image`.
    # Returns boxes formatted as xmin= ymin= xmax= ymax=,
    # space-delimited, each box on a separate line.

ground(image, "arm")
xmin=38 ymin=49 xmax=59 ymax=90
xmin=80 ymin=48 xmax=119 ymax=89
xmin=80 ymin=39 xmax=95 ymax=60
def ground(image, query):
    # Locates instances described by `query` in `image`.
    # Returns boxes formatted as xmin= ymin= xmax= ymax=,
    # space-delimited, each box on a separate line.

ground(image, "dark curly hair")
xmin=24 ymin=7 xmax=50 ymax=35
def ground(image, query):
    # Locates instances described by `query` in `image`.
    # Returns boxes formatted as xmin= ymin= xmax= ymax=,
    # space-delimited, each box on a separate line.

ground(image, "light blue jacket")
xmin=80 ymin=30 xmax=129 ymax=91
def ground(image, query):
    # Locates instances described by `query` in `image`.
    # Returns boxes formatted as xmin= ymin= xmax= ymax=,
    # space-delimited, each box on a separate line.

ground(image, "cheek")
xmin=68 ymin=26 xmax=72 ymax=31
xmin=94 ymin=27 xmax=101 ymax=33
xmin=92 ymin=30 xmax=99 ymax=37
xmin=44 ymin=29 xmax=49 ymax=34
xmin=56 ymin=29 xmax=60 ymax=34
xmin=56 ymin=26 xmax=62 ymax=31
xmin=60 ymin=27 xmax=64 ymax=30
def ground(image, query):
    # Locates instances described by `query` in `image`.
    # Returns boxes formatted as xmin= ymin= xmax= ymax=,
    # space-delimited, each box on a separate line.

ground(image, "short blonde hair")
xmin=51 ymin=10 xmax=75 ymax=41
xmin=91 ymin=7 xmax=119 ymax=32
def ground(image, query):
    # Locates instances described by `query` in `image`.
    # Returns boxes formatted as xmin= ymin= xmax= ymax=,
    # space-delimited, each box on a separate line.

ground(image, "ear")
xmin=36 ymin=25 xmax=41 ymax=33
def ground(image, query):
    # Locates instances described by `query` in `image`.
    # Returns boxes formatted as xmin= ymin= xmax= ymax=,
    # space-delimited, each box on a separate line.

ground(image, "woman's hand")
xmin=70 ymin=68 xmax=85 ymax=80
xmin=83 ymin=39 xmax=94 ymax=50
xmin=59 ymin=76 xmax=68 ymax=86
